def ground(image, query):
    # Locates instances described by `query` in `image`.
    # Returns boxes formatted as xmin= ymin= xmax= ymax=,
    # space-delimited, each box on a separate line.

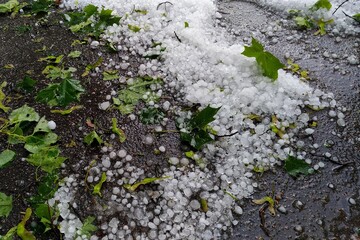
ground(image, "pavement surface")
xmin=217 ymin=1 xmax=360 ymax=239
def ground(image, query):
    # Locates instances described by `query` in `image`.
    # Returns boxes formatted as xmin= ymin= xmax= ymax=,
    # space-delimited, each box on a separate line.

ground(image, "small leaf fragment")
xmin=1 ymin=226 xmax=17 ymax=239
xmin=16 ymin=208 xmax=36 ymax=240
xmin=310 ymin=0 xmax=332 ymax=11
xmin=38 ymin=55 xmax=64 ymax=64
xmin=0 ymin=192 xmax=12 ymax=218
xmin=17 ymin=76 xmax=37 ymax=92
xmin=68 ymin=50 xmax=82 ymax=58
xmin=0 ymin=0 xmax=19 ymax=13
xmin=128 ymin=24 xmax=141 ymax=32
xmin=123 ymin=176 xmax=170 ymax=192
xmin=200 ymin=198 xmax=208 ymax=212
xmin=82 ymin=57 xmax=103 ymax=77
xmin=253 ymin=196 xmax=276 ymax=216
xmin=93 ymin=172 xmax=107 ymax=197
xmin=111 ymin=118 xmax=126 ymax=143
xmin=0 ymin=81 xmax=10 ymax=113
xmin=84 ymin=131 xmax=103 ymax=145
xmin=103 ymin=70 xmax=119 ymax=81
xmin=3 ymin=64 xmax=14 ymax=69
xmin=80 ymin=216 xmax=98 ymax=238
xmin=284 ymin=156 xmax=311 ymax=177
xmin=0 ymin=149 xmax=15 ymax=168
xmin=190 ymin=106 xmax=221 ymax=129
xmin=50 ymin=105 xmax=83 ymax=115
xmin=184 ymin=21 xmax=189 ymax=28
xmin=353 ymin=13 xmax=360 ymax=23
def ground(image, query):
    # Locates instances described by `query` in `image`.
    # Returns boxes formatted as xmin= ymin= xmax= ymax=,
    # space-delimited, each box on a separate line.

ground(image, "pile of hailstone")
xmin=49 ymin=0 xmax=344 ymax=239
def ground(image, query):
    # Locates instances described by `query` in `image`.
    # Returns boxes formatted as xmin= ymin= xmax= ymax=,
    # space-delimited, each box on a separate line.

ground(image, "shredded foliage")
xmin=0 ymin=149 xmax=15 ymax=169
xmin=0 ymin=192 xmax=12 ymax=218
xmin=123 ymin=176 xmax=170 ymax=192
xmin=115 ymin=76 xmax=162 ymax=114
xmin=253 ymin=196 xmax=276 ymax=216
xmin=111 ymin=118 xmax=126 ymax=143
xmin=50 ymin=105 xmax=83 ymax=115
xmin=179 ymin=106 xmax=220 ymax=150
xmin=79 ymin=216 xmax=98 ymax=238
xmin=16 ymin=208 xmax=36 ymax=240
xmin=0 ymin=82 xmax=10 ymax=113
xmin=65 ymin=4 xmax=121 ymax=38
xmin=284 ymin=156 xmax=312 ymax=177
xmin=93 ymin=172 xmax=107 ymax=197
xmin=84 ymin=131 xmax=103 ymax=145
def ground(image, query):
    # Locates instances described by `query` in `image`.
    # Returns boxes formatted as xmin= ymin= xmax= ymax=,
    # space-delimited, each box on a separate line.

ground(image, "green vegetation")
xmin=253 ymin=196 xmax=276 ymax=216
xmin=0 ymin=105 xmax=67 ymax=173
xmin=123 ymin=176 xmax=170 ymax=192
xmin=84 ymin=131 xmax=104 ymax=145
xmin=179 ymin=105 xmax=220 ymax=150
xmin=289 ymin=0 xmax=334 ymax=35
xmin=65 ymin=4 xmax=121 ymax=38
xmin=0 ymin=149 xmax=15 ymax=168
xmin=0 ymin=192 xmax=13 ymax=218
xmin=242 ymin=37 xmax=285 ymax=81
xmin=0 ymin=81 xmax=10 ymax=113
xmin=92 ymin=172 xmax=107 ymax=197
xmin=111 ymin=118 xmax=126 ymax=143
xmin=79 ymin=216 xmax=98 ymax=238
xmin=140 ymin=107 xmax=164 ymax=124
xmin=284 ymin=156 xmax=312 ymax=177
xmin=113 ymin=76 xmax=162 ymax=114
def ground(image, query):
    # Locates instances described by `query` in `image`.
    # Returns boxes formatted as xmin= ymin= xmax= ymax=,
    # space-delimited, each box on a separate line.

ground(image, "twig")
xmin=332 ymin=0 xmax=350 ymax=15
xmin=216 ymin=131 xmax=239 ymax=138
xmin=174 ymin=31 xmax=182 ymax=42
xmin=342 ymin=10 xmax=358 ymax=22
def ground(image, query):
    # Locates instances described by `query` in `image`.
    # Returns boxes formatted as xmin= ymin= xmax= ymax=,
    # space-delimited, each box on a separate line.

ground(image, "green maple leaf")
xmin=57 ymin=78 xmax=85 ymax=107
xmin=36 ymin=84 xmax=59 ymax=106
xmin=310 ymin=0 xmax=332 ymax=11
xmin=284 ymin=156 xmax=311 ymax=177
xmin=0 ymin=192 xmax=12 ymax=218
xmin=36 ymin=79 xmax=84 ymax=107
xmin=242 ymin=37 xmax=285 ymax=81
xmin=180 ymin=106 xmax=220 ymax=150
xmin=189 ymin=105 xmax=221 ymax=129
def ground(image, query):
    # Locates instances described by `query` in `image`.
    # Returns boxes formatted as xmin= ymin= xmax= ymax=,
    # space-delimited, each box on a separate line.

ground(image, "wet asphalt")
xmin=216 ymin=1 xmax=360 ymax=239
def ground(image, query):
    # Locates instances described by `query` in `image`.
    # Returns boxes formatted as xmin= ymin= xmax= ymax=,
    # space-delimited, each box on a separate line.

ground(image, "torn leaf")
xmin=123 ymin=176 xmax=170 ymax=192
xmin=93 ymin=172 xmax=107 ymax=197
